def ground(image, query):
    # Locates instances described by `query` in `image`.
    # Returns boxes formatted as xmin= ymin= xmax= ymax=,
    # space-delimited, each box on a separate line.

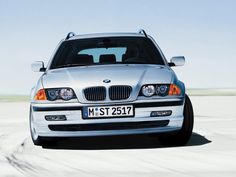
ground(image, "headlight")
xmin=140 ymin=84 xmax=181 ymax=97
xmin=47 ymin=89 xmax=60 ymax=101
xmin=156 ymin=85 xmax=169 ymax=96
xmin=34 ymin=88 xmax=76 ymax=101
xmin=59 ymin=88 xmax=74 ymax=100
xmin=142 ymin=85 xmax=155 ymax=97
xmin=47 ymin=88 xmax=76 ymax=101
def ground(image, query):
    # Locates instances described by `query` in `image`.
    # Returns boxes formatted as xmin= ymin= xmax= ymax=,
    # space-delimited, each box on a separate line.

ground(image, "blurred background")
xmin=0 ymin=0 xmax=235 ymax=95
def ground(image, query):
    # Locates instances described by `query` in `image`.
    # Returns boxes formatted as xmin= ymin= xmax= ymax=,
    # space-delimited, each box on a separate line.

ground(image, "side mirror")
xmin=31 ymin=61 xmax=46 ymax=72
xmin=169 ymin=56 xmax=185 ymax=67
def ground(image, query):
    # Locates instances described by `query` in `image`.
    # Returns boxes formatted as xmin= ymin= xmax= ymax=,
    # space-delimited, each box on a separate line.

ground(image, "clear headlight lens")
xmin=47 ymin=89 xmax=59 ymax=101
xmin=43 ymin=88 xmax=76 ymax=101
xmin=142 ymin=85 xmax=155 ymax=97
xmin=59 ymin=88 xmax=74 ymax=101
xmin=156 ymin=85 xmax=169 ymax=96
xmin=140 ymin=84 xmax=181 ymax=97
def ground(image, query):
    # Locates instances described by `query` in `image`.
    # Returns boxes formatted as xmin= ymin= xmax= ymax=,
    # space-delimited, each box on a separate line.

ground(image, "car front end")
xmin=31 ymin=65 xmax=185 ymax=138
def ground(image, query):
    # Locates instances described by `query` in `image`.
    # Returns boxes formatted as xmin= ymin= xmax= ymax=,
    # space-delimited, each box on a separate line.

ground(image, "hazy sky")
xmin=0 ymin=0 xmax=236 ymax=94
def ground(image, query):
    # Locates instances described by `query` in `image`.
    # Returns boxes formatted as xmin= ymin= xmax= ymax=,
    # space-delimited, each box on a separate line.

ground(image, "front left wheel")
xmin=158 ymin=94 xmax=194 ymax=146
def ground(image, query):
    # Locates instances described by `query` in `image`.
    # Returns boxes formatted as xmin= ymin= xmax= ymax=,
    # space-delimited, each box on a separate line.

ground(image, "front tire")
xmin=30 ymin=107 xmax=58 ymax=146
xmin=30 ymin=106 xmax=43 ymax=146
xmin=159 ymin=94 xmax=194 ymax=146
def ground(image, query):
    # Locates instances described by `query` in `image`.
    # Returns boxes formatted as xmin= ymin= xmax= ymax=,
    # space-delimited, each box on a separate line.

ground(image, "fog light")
xmin=45 ymin=115 xmax=67 ymax=121
xmin=150 ymin=110 xmax=172 ymax=117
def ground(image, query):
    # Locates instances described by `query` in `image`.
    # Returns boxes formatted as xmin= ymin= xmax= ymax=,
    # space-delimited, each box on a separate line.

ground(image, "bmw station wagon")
xmin=30 ymin=30 xmax=194 ymax=146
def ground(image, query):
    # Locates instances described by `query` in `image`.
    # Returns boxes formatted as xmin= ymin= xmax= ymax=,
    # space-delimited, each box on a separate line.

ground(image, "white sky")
xmin=0 ymin=0 xmax=236 ymax=94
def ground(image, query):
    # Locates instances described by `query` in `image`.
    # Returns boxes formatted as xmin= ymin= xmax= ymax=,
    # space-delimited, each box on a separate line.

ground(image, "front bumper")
xmin=31 ymin=98 xmax=184 ymax=137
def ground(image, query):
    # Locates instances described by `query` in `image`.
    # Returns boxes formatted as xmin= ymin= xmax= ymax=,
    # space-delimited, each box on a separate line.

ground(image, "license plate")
xmin=83 ymin=105 xmax=134 ymax=119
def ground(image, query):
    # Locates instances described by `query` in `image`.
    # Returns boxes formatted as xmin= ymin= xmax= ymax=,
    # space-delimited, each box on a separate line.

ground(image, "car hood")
xmin=42 ymin=64 xmax=174 ymax=102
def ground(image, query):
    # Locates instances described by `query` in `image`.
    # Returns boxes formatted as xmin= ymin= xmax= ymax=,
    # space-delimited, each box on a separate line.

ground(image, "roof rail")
xmin=138 ymin=29 xmax=147 ymax=37
xmin=65 ymin=32 xmax=76 ymax=40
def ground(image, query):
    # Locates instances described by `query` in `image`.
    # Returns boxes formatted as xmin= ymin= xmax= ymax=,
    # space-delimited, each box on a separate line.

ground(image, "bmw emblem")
xmin=103 ymin=79 xmax=111 ymax=83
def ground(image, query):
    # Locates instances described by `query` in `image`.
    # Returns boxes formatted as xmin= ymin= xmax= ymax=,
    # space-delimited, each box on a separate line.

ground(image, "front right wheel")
xmin=159 ymin=94 xmax=194 ymax=146
xmin=30 ymin=106 xmax=44 ymax=146
xmin=30 ymin=107 xmax=58 ymax=147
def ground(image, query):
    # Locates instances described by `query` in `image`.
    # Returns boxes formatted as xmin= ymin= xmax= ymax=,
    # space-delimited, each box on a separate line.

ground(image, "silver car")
xmin=30 ymin=30 xmax=194 ymax=146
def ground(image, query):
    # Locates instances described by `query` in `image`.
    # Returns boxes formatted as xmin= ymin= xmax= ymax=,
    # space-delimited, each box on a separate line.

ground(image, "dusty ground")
xmin=0 ymin=96 xmax=236 ymax=177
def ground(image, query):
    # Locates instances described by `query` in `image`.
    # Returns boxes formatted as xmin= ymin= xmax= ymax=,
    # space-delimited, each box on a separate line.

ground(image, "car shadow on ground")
xmin=42 ymin=132 xmax=211 ymax=150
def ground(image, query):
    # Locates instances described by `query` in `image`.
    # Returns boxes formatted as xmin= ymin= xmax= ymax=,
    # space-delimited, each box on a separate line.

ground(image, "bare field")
xmin=0 ymin=96 xmax=236 ymax=177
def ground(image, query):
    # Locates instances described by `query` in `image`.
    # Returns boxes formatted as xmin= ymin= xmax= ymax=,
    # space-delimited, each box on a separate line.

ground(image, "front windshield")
xmin=50 ymin=37 xmax=165 ymax=69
